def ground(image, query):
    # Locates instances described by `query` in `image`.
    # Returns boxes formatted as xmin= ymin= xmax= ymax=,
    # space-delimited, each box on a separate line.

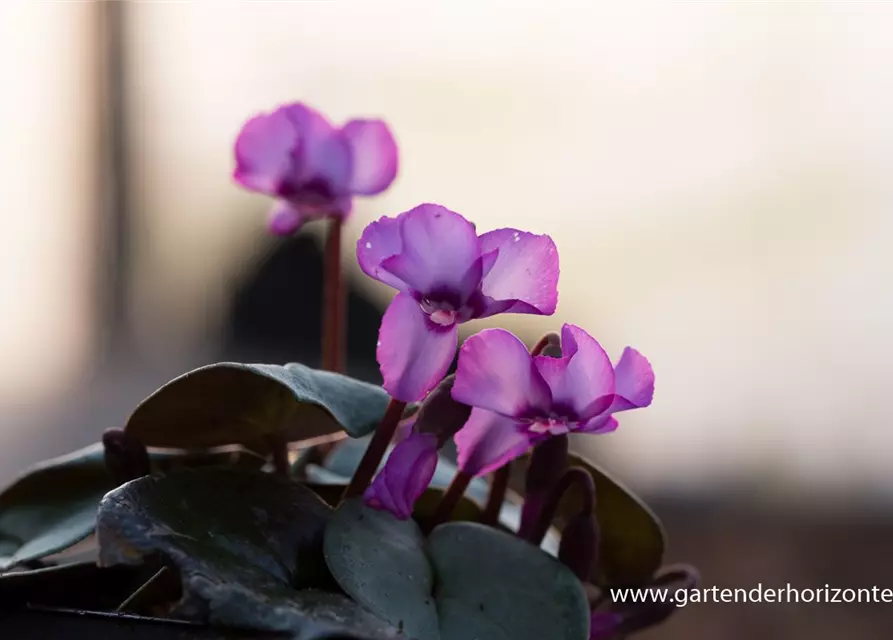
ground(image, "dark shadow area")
xmin=223 ymin=233 xmax=384 ymax=383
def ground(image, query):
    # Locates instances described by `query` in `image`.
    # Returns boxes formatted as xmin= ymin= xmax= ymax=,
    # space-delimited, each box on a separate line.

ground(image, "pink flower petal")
xmin=451 ymin=328 xmax=551 ymax=418
xmin=356 ymin=215 xmax=409 ymax=291
xmin=363 ymin=431 xmax=438 ymax=520
xmin=455 ymin=408 xmax=532 ymax=477
xmin=534 ymin=324 xmax=615 ymax=420
xmin=475 ymin=228 xmax=559 ymax=318
xmin=377 ymin=291 xmax=458 ymax=402
xmin=266 ymin=201 xmax=305 ymax=236
xmin=279 ymin=104 xmax=340 ymax=185
xmin=379 ymin=204 xmax=482 ymax=301
xmin=233 ymin=109 xmax=298 ymax=195
xmin=577 ymin=414 xmax=619 ymax=435
xmin=341 ymin=119 xmax=399 ymax=195
xmin=610 ymin=347 xmax=655 ymax=412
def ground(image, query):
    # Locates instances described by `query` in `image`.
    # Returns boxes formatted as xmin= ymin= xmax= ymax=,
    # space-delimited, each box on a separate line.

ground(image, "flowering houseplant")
xmin=0 ymin=103 xmax=697 ymax=640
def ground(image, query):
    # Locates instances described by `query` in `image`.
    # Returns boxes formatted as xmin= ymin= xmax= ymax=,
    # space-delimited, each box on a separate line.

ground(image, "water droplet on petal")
xmin=365 ymin=242 xmax=372 ymax=249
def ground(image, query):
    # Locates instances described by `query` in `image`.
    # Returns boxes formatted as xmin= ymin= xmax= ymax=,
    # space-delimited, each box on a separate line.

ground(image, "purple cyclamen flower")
xmin=363 ymin=430 xmax=438 ymax=520
xmin=234 ymin=102 xmax=398 ymax=235
xmin=589 ymin=612 xmax=623 ymax=640
xmin=357 ymin=204 xmax=559 ymax=402
xmin=451 ymin=324 xmax=654 ymax=476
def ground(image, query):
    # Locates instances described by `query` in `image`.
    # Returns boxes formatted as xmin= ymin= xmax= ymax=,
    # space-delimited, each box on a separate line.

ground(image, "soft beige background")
xmin=2 ymin=1 xmax=892 ymax=497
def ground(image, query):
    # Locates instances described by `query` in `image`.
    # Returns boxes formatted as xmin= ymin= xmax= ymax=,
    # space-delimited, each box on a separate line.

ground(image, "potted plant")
xmin=0 ymin=102 xmax=697 ymax=639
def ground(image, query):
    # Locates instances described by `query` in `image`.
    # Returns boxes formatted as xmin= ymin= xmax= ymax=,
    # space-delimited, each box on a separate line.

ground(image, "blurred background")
xmin=1 ymin=1 xmax=892 ymax=637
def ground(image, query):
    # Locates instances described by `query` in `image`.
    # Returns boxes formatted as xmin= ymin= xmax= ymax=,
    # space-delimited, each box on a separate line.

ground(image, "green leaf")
xmin=324 ymin=499 xmax=589 ymax=640
xmin=0 ymin=444 xmax=111 ymax=570
xmin=561 ymin=454 xmax=666 ymax=587
xmin=0 ymin=443 xmax=268 ymax=571
xmin=125 ymin=363 xmax=390 ymax=453
xmin=323 ymin=498 xmax=439 ymax=640
xmin=96 ymin=468 xmax=398 ymax=638
xmin=428 ymin=522 xmax=590 ymax=640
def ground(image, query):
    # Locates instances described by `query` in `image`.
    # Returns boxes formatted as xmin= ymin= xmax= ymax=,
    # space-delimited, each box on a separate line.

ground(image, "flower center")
xmin=420 ymin=298 xmax=461 ymax=327
xmin=525 ymin=416 xmax=577 ymax=436
xmin=429 ymin=309 xmax=458 ymax=326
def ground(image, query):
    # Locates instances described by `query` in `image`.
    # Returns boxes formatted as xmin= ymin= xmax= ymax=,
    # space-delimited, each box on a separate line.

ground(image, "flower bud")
xmin=415 ymin=375 xmax=472 ymax=446
xmin=363 ymin=431 xmax=439 ymax=520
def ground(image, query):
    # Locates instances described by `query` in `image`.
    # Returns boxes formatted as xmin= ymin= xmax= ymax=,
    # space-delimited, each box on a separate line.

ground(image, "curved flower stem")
xmin=559 ymin=506 xmax=598 ymax=581
xmin=519 ymin=434 xmax=568 ymax=539
xmin=529 ymin=466 xmax=595 ymax=547
xmin=530 ymin=331 xmax=560 ymax=358
xmin=430 ymin=469 xmax=473 ymax=528
xmin=321 ymin=217 xmax=345 ymax=373
xmin=481 ymin=463 xmax=511 ymax=526
xmin=342 ymin=398 xmax=407 ymax=500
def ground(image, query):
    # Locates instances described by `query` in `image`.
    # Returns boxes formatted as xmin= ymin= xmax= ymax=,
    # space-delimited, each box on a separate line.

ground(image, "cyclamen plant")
xmin=0 ymin=102 xmax=697 ymax=640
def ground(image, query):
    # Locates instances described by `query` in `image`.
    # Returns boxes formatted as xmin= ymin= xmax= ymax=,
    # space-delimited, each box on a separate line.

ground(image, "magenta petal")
xmin=356 ymin=215 xmax=408 ymax=291
xmin=306 ymin=133 xmax=353 ymax=197
xmin=276 ymin=103 xmax=353 ymax=199
xmin=363 ymin=431 xmax=438 ymax=520
xmin=479 ymin=249 xmax=499 ymax=279
xmin=578 ymin=414 xmax=619 ymax=435
xmin=377 ymin=291 xmax=458 ymax=403
xmin=476 ymin=228 xmax=559 ymax=318
xmin=452 ymin=328 xmax=551 ymax=417
xmin=589 ymin=612 xmax=623 ymax=640
xmin=266 ymin=201 xmax=305 ymax=236
xmin=534 ymin=324 xmax=615 ymax=420
xmin=379 ymin=204 xmax=481 ymax=300
xmin=610 ymin=347 xmax=655 ymax=412
xmin=455 ymin=408 xmax=532 ymax=477
xmin=341 ymin=119 xmax=398 ymax=195
xmin=233 ymin=109 xmax=298 ymax=195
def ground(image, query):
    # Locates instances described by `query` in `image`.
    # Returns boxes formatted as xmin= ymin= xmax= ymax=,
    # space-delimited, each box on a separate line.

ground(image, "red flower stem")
xmin=480 ymin=463 xmax=511 ymax=526
xmin=530 ymin=331 xmax=560 ymax=357
xmin=321 ymin=217 xmax=345 ymax=373
xmin=529 ymin=466 xmax=595 ymax=546
xmin=267 ymin=432 xmax=290 ymax=476
xmin=518 ymin=333 xmax=565 ymax=538
xmin=519 ymin=434 xmax=569 ymax=539
xmin=342 ymin=398 xmax=407 ymax=500
xmin=430 ymin=469 xmax=473 ymax=527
